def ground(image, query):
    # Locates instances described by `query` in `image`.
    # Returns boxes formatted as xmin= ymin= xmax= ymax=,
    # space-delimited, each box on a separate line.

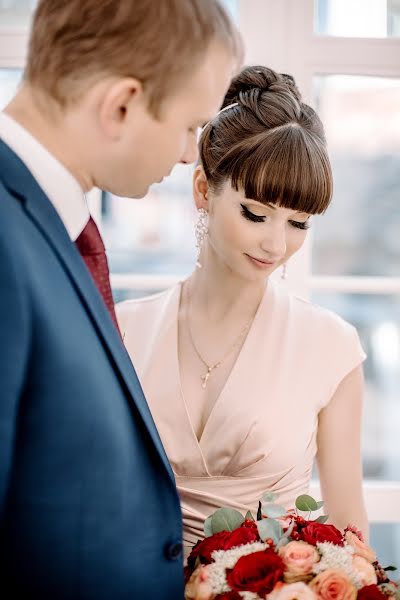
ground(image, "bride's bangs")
xmin=227 ymin=125 xmax=333 ymax=214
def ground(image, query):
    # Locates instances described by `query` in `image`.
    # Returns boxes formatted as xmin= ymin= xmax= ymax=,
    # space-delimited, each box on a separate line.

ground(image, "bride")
xmin=117 ymin=66 xmax=368 ymax=556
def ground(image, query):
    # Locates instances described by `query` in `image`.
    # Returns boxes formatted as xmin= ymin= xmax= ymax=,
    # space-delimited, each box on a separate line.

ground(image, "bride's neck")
xmin=187 ymin=250 xmax=266 ymax=323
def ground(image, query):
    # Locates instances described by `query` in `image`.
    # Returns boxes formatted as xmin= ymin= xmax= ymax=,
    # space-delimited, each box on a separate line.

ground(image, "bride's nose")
xmin=260 ymin=220 xmax=287 ymax=259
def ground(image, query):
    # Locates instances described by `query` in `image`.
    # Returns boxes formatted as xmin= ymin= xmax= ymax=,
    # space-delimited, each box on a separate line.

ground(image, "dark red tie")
xmin=75 ymin=216 xmax=120 ymax=331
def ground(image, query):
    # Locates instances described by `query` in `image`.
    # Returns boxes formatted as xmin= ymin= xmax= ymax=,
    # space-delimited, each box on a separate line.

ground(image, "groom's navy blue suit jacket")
xmin=0 ymin=139 xmax=184 ymax=599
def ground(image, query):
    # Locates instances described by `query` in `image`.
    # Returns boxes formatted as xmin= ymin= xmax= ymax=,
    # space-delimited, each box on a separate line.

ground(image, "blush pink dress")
xmin=117 ymin=280 xmax=366 ymax=555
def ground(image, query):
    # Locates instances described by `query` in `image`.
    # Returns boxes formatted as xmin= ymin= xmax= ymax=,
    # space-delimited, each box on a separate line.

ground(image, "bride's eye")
xmin=290 ymin=219 xmax=311 ymax=230
xmin=240 ymin=204 xmax=266 ymax=223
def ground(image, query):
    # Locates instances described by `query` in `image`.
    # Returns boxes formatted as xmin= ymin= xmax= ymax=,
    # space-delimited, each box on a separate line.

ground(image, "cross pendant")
xmin=201 ymin=367 xmax=212 ymax=389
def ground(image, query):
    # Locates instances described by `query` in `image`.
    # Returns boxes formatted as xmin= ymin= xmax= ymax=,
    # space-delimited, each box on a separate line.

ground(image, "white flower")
xmin=206 ymin=542 xmax=268 ymax=594
xmin=313 ymin=542 xmax=362 ymax=588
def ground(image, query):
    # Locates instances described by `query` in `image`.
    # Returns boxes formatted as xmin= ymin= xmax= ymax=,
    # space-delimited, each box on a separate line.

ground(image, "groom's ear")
xmin=192 ymin=165 xmax=209 ymax=210
xmin=96 ymin=77 xmax=144 ymax=140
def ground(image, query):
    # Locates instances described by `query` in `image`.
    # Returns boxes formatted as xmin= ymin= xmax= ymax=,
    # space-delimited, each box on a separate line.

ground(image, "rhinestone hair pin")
xmin=201 ymin=102 xmax=239 ymax=132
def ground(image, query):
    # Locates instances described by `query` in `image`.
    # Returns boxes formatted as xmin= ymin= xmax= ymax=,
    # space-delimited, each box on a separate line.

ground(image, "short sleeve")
xmin=321 ymin=316 xmax=367 ymax=409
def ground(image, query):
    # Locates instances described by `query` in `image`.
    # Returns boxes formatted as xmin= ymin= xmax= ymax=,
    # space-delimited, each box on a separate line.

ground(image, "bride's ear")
xmin=192 ymin=165 xmax=209 ymax=210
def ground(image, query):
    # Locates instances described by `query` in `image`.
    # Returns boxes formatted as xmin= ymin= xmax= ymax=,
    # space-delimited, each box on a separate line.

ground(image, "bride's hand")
xmin=185 ymin=565 xmax=213 ymax=600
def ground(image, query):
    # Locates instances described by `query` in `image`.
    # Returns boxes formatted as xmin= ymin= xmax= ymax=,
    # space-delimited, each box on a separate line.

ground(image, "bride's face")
xmin=205 ymin=181 xmax=311 ymax=281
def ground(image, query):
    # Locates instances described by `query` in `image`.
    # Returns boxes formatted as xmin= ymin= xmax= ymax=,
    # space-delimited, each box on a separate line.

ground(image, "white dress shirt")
xmin=0 ymin=112 xmax=89 ymax=241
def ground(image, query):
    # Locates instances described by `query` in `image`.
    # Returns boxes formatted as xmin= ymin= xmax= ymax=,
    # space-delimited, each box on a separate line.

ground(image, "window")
xmin=1 ymin=0 xmax=399 ymax=564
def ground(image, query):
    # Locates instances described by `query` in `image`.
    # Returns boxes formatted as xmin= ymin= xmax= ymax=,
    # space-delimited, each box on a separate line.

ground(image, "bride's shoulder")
xmin=288 ymin=290 xmax=357 ymax=341
xmin=116 ymin=284 xmax=179 ymax=328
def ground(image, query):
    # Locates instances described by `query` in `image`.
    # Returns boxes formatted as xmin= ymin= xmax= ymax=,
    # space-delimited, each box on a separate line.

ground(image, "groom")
xmin=0 ymin=1 xmax=239 ymax=597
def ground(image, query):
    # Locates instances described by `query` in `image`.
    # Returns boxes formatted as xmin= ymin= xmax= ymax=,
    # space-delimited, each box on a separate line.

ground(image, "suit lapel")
xmin=0 ymin=139 xmax=175 ymax=483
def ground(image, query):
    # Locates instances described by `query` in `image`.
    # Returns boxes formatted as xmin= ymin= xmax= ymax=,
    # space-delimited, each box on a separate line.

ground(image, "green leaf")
xmin=314 ymin=515 xmax=329 ymax=524
xmin=285 ymin=520 xmax=296 ymax=538
xmin=261 ymin=491 xmax=278 ymax=503
xmin=257 ymin=518 xmax=283 ymax=545
xmin=211 ymin=508 xmax=244 ymax=533
xmin=204 ymin=515 xmax=213 ymax=537
xmin=262 ymin=503 xmax=287 ymax=519
xmin=245 ymin=510 xmax=255 ymax=521
xmin=276 ymin=534 xmax=291 ymax=549
xmin=295 ymin=494 xmax=318 ymax=512
xmin=316 ymin=501 xmax=325 ymax=510
xmin=383 ymin=565 xmax=397 ymax=571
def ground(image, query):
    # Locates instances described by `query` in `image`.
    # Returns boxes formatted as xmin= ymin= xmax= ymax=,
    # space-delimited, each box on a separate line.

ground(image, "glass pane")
xmin=315 ymin=0 xmax=400 ymax=37
xmin=311 ymin=292 xmax=400 ymax=481
xmin=0 ymin=68 xmax=22 ymax=109
xmin=0 ymin=0 xmax=36 ymax=27
xmin=370 ymin=523 xmax=400 ymax=571
xmin=222 ymin=0 xmax=239 ymax=20
xmin=103 ymin=163 xmax=196 ymax=281
xmin=312 ymin=75 xmax=400 ymax=277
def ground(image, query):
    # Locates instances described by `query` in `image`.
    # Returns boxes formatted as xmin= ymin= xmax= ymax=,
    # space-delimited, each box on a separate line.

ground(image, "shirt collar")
xmin=0 ymin=112 xmax=89 ymax=241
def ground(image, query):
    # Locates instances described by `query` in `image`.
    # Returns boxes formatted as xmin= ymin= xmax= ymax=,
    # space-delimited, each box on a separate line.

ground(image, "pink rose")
xmin=279 ymin=541 xmax=320 ymax=583
xmin=344 ymin=532 xmax=376 ymax=564
xmin=352 ymin=556 xmax=378 ymax=587
xmin=309 ymin=569 xmax=357 ymax=600
xmin=269 ymin=582 xmax=318 ymax=600
xmin=185 ymin=565 xmax=213 ymax=600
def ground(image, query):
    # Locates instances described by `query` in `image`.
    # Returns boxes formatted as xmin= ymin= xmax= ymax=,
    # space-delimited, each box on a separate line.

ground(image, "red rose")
xmin=188 ymin=525 xmax=260 ymax=570
xmin=226 ymin=549 xmax=285 ymax=596
xmin=224 ymin=526 xmax=260 ymax=550
xmin=215 ymin=593 xmax=242 ymax=600
xmin=242 ymin=519 xmax=259 ymax=530
xmin=299 ymin=522 xmax=344 ymax=546
xmin=358 ymin=585 xmax=387 ymax=600
xmin=188 ymin=531 xmax=232 ymax=567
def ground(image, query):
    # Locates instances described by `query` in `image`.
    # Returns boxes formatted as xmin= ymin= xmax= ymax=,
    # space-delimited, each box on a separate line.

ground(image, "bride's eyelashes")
xmin=240 ymin=204 xmax=265 ymax=223
xmin=240 ymin=204 xmax=311 ymax=230
xmin=290 ymin=219 xmax=311 ymax=230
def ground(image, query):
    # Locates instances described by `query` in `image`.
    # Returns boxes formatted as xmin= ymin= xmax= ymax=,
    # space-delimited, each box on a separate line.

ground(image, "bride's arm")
xmin=316 ymin=365 xmax=369 ymax=541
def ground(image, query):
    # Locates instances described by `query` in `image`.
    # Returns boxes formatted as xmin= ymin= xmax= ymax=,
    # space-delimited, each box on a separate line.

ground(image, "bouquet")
xmin=184 ymin=492 xmax=399 ymax=600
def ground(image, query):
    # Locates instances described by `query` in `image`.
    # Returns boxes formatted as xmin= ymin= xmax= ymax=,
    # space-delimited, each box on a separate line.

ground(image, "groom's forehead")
xmin=181 ymin=44 xmax=236 ymax=118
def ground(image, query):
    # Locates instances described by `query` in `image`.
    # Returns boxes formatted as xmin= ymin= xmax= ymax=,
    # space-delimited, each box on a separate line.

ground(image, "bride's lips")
xmin=245 ymin=254 xmax=277 ymax=270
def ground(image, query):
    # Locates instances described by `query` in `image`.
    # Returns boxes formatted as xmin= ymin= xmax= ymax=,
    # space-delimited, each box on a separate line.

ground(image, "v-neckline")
xmin=174 ymin=281 xmax=271 ymax=455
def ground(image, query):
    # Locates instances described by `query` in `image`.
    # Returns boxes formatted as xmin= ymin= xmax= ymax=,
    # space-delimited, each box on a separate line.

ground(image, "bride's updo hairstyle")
xmin=199 ymin=66 xmax=332 ymax=214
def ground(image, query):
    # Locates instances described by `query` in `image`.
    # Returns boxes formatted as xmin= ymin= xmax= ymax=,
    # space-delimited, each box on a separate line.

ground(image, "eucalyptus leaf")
xmin=245 ymin=510 xmax=255 ymax=521
xmin=285 ymin=519 xmax=295 ymax=538
xmin=276 ymin=534 xmax=291 ymax=548
xmin=204 ymin=515 xmax=213 ymax=537
xmin=261 ymin=491 xmax=278 ymax=503
xmin=314 ymin=515 xmax=329 ymax=524
xmin=257 ymin=518 xmax=283 ymax=545
xmin=211 ymin=507 xmax=244 ymax=533
xmin=262 ymin=503 xmax=287 ymax=519
xmin=295 ymin=494 xmax=318 ymax=512
xmin=316 ymin=501 xmax=324 ymax=510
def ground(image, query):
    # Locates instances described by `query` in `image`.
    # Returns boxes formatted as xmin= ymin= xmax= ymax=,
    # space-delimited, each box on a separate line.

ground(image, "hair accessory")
xmin=201 ymin=102 xmax=239 ymax=132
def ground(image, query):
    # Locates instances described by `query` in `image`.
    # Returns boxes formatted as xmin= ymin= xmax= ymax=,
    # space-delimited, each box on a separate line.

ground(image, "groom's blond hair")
xmin=25 ymin=0 xmax=241 ymax=116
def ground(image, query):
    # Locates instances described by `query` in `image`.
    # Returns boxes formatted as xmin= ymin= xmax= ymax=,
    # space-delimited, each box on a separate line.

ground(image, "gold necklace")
xmin=185 ymin=281 xmax=255 ymax=389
